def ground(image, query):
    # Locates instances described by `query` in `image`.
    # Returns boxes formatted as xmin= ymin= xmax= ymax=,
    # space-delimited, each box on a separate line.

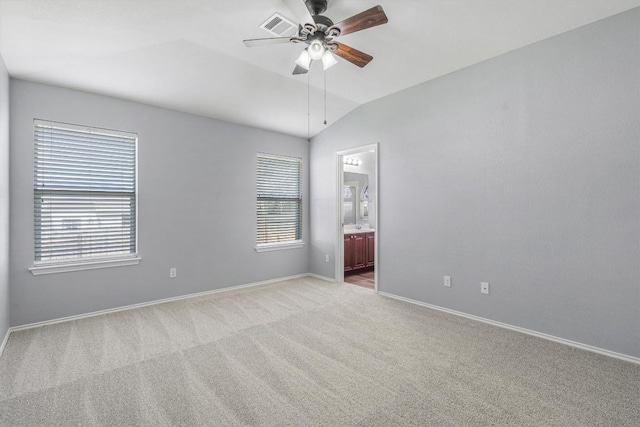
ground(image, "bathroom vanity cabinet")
xmin=344 ymin=231 xmax=374 ymax=273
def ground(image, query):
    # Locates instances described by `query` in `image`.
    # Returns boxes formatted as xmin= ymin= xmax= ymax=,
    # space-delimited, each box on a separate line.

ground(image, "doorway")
xmin=336 ymin=144 xmax=378 ymax=292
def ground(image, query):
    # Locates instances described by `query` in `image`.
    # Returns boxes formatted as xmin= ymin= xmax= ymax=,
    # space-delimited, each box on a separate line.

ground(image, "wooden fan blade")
xmin=243 ymin=37 xmax=295 ymax=47
xmin=329 ymin=5 xmax=388 ymax=37
xmin=331 ymin=42 xmax=373 ymax=68
xmin=292 ymin=64 xmax=309 ymax=75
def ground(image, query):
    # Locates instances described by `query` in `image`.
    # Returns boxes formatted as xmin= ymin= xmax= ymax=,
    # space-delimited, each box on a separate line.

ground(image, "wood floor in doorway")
xmin=345 ymin=270 xmax=374 ymax=289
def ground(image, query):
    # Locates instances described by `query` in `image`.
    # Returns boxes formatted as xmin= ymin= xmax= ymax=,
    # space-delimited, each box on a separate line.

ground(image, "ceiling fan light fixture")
xmin=308 ymin=39 xmax=325 ymax=61
xmin=243 ymin=5 xmax=388 ymax=73
xmin=322 ymin=50 xmax=338 ymax=70
xmin=295 ymin=49 xmax=312 ymax=70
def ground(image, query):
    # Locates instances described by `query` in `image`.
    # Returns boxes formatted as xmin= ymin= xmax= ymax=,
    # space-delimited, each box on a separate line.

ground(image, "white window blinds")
xmin=257 ymin=153 xmax=302 ymax=245
xmin=33 ymin=120 xmax=137 ymax=264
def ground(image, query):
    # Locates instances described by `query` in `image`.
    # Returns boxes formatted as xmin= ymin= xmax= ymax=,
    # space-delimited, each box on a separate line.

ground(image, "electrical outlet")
xmin=444 ymin=276 xmax=451 ymax=287
xmin=170 ymin=268 xmax=177 ymax=278
xmin=481 ymin=282 xmax=489 ymax=294
xmin=325 ymin=254 xmax=330 ymax=263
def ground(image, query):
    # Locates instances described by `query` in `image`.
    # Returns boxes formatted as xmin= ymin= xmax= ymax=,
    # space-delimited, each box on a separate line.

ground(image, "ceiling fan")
xmin=243 ymin=0 xmax=388 ymax=75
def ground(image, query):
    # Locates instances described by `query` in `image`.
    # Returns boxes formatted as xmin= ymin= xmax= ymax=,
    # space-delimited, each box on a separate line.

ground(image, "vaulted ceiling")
xmin=1 ymin=0 xmax=638 ymax=138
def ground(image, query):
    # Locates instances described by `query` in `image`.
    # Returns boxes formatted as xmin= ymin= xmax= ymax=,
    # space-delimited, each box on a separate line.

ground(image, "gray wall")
xmin=0 ymin=55 xmax=9 ymax=340
xmin=10 ymin=80 xmax=309 ymax=326
xmin=310 ymin=9 xmax=640 ymax=357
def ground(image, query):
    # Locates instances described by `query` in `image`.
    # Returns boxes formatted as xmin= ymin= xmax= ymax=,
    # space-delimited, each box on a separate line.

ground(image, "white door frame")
xmin=335 ymin=143 xmax=379 ymax=292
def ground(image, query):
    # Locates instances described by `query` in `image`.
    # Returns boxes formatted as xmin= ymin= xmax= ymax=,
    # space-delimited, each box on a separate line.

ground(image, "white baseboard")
xmin=8 ymin=273 xmax=312 ymax=334
xmin=378 ymin=291 xmax=640 ymax=365
xmin=307 ymin=273 xmax=336 ymax=282
xmin=0 ymin=328 xmax=10 ymax=359
xmin=5 ymin=275 xmax=636 ymax=366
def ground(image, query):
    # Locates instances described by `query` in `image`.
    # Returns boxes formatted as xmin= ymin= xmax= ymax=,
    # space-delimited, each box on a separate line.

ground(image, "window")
xmin=256 ymin=153 xmax=303 ymax=251
xmin=31 ymin=120 xmax=139 ymax=274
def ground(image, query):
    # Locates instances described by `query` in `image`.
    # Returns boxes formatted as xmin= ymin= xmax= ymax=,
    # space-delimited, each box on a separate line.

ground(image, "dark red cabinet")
xmin=366 ymin=232 xmax=375 ymax=267
xmin=344 ymin=232 xmax=374 ymax=273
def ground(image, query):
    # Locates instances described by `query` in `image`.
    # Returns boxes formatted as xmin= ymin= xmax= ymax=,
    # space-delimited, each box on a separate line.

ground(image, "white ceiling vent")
xmin=260 ymin=13 xmax=298 ymax=37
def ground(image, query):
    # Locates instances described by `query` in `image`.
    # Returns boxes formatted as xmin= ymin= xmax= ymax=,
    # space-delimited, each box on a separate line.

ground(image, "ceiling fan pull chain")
xmin=307 ymin=71 xmax=311 ymax=142
xmin=324 ymin=69 xmax=327 ymax=125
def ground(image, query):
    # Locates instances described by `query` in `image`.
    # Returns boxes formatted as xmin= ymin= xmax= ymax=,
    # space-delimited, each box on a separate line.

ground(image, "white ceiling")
xmin=1 ymin=0 xmax=638 ymax=138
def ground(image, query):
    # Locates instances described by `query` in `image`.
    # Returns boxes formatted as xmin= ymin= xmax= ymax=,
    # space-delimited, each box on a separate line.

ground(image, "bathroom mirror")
xmin=343 ymin=172 xmax=369 ymax=225
xmin=343 ymin=183 xmax=357 ymax=225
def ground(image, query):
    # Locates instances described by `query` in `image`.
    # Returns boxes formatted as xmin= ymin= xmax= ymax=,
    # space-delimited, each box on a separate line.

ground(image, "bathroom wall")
xmin=344 ymin=151 xmax=376 ymax=229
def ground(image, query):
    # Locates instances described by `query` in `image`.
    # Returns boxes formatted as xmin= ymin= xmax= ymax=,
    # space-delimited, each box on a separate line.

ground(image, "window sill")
xmin=29 ymin=256 xmax=142 ymax=276
xmin=255 ymin=241 xmax=305 ymax=253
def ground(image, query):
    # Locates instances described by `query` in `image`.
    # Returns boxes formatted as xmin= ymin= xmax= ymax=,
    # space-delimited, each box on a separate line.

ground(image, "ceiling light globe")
xmin=308 ymin=40 xmax=325 ymax=61
xmin=322 ymin=51 xmax=338 ymax=70
xmin=295 ymin=49 xmax=311 ymax=70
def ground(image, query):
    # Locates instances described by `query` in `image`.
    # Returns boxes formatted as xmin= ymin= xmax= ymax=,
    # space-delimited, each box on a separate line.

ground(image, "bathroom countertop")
xmin=344 ymin=228 xmax=375 ymax=234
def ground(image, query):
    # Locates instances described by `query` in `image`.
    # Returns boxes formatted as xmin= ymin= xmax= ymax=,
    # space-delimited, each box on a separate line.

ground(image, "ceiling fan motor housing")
xmin=312 ymin=14 xmax=334 ymax=32
xmin=305 ymin=0 xmax=328 ymax=15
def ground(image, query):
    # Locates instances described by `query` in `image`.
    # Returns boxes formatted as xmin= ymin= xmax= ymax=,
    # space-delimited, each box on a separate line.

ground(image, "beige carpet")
xmin=0 ymin=276 xmax=638 ymax=426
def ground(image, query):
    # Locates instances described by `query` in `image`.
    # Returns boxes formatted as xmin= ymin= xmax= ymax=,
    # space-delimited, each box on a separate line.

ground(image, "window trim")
xmin=254 ymin=240 xmax=304 ymax=253
xmin=31 ymin=119 xmax=140 ymax=274
xmin=29 ymin=256 xmax=142 ymax=276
